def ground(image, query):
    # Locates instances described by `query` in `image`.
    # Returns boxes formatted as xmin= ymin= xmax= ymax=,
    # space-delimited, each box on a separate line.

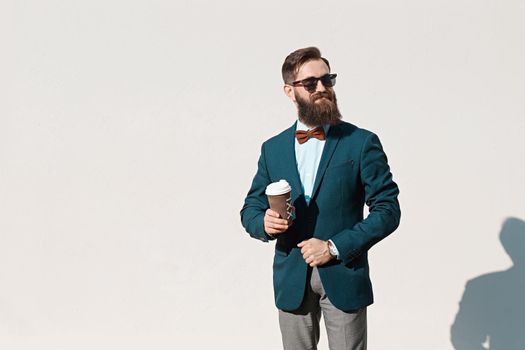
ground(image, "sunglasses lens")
xmin=321 ymin=74 xmax=336 ymax=87
xmin=302 ymin=79 xmax=318 ymax=93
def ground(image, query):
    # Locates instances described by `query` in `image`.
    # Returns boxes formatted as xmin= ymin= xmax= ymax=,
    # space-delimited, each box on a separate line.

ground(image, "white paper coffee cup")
xmin=266 ymin=180 xmax=294 ymax=223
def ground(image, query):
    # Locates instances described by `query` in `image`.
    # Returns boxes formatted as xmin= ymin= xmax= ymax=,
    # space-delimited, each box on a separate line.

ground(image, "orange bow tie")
xmin=295 ymin=127 xmax=326 ymax=144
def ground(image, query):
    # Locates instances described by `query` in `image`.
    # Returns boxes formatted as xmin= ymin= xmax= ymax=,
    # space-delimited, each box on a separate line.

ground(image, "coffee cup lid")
xmin=265 ymin=179 xmax=291 ymax=195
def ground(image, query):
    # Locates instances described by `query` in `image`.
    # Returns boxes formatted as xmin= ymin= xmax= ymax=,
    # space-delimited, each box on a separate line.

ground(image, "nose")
xmin=315 ymin=79 xmax=326 ymax=92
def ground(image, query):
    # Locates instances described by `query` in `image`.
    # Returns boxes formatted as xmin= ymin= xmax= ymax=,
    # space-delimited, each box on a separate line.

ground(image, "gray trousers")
xmin=278 ymin=267 xmax=367 ymax=350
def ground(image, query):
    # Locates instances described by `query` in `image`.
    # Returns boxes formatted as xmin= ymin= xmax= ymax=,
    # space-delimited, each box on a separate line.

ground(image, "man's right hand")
xmin=264 ymin=209 xmax=290 ymax=236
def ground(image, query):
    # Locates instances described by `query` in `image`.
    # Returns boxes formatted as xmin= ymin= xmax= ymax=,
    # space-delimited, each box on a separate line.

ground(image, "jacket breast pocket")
xmin=325 ymin=159 xmax=361 ymax=207
xmin=326 ymin=159 xmax=355 ymax=177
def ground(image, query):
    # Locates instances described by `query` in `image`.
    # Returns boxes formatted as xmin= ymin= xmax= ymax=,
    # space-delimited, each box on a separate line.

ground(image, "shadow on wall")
xmin=451 ymin=217 xmax=525 ymax=350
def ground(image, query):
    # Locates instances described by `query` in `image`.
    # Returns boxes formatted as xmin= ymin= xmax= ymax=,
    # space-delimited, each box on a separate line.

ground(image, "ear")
xmin=283 ymin=84 xmax=296 ymax=102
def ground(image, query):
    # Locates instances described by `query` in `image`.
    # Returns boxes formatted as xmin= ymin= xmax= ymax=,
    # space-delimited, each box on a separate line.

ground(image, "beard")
xmin=296 ymin=89 xmax=342 ymax=127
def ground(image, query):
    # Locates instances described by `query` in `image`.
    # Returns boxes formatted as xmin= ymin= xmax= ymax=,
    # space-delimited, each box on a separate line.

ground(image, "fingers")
xmin=305 ymin=255 xmax=314 ymax=264
xmin=298 ymin=239 xmax=310 ymax=255
xmin=265 ymin=209 xmax=281 ymax=218
xmin=304 ymin=253 xmax=327 ymax=267
xmin=266 ymin=223 xmax=288 ymax=233
xmin=264 ymin=209 xmax=289 ymax=234
xmin=266 ymin=216 xmax=288 ymax=226
xmin=266 ymin=216 xmax=288 ymax=228
xmin=299 ymin=241 xmax=312 ymax=259
xmin=298 ymin=239 xmax=329 ymax=267
xmin=304 ymin=253 xmax=319 ymax=267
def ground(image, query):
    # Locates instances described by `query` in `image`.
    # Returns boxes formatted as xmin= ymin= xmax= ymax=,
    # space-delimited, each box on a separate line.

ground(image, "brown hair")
xmin=281 ymin=47 xmax=331 ymax=84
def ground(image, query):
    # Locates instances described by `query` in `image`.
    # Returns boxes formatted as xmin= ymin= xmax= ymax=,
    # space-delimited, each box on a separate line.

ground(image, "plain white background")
xmin=1 ymin=1 xmax=524 ymax=349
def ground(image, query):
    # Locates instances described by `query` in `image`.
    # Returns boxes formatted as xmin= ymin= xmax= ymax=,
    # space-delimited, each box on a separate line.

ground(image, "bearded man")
xmin=240 ymin=47 xmax=401 ymax=350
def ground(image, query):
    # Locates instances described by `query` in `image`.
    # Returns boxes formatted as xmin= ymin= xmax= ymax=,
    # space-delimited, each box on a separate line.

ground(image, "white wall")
xmin=1 ymin=1 xmax=524 ymax=349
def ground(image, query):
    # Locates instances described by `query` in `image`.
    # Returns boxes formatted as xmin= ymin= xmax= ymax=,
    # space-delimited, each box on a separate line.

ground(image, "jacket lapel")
xmin=310 ymin=123 xmax=342 ymax=200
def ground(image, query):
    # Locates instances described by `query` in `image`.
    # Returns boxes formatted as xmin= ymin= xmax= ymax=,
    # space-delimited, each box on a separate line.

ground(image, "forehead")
xmin=295 ymin=59 xmax=330 ymax=80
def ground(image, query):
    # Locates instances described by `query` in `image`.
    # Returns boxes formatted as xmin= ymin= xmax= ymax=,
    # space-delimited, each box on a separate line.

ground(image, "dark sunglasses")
xmin=291 ymin=73 xmax=337 ymax=93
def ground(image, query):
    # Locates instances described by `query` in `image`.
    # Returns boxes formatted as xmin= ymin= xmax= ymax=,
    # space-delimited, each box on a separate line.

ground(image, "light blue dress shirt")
xmin=295 ymin=119 xmax=339 ymax=258
xmin=294 ymin=118 xmax=328 ymax=205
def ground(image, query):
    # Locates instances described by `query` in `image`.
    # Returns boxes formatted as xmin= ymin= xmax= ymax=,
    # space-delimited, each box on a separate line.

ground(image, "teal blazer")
xmin=240 ymin=121 xmax=400 ymax=312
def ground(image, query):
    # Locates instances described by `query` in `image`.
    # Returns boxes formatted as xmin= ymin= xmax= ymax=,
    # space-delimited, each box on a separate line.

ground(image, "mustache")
xmin=311 ymin=91 xmax=333 ymax=101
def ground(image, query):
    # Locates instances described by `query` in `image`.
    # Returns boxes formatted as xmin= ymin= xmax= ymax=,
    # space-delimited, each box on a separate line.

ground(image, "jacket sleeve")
xmin=330 ymin=132 xmax=401 ymax=265
xmin=240 ymin=142 xmax=275 ymax=242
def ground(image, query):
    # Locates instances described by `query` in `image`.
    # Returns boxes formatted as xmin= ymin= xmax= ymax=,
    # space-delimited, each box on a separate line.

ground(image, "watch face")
xmin=328 ymin=241 xmax=337 ymax=257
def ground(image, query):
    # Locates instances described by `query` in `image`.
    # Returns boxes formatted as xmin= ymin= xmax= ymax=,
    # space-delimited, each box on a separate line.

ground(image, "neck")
xmin=298 ymin=117 xmax=320 ymax=129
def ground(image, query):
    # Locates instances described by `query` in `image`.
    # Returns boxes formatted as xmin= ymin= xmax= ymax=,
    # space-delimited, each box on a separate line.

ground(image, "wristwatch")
xmin=327 ymin=240 xmax=338 ymax=258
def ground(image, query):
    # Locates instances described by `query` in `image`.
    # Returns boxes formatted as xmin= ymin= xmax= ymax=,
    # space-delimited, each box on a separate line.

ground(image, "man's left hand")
xmin=297 ymin=238 xmax=333 ymax=267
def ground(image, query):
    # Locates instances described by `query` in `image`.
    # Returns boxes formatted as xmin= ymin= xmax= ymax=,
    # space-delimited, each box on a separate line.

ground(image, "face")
xmin=284 ymin=59 xmax=342 ymax=127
